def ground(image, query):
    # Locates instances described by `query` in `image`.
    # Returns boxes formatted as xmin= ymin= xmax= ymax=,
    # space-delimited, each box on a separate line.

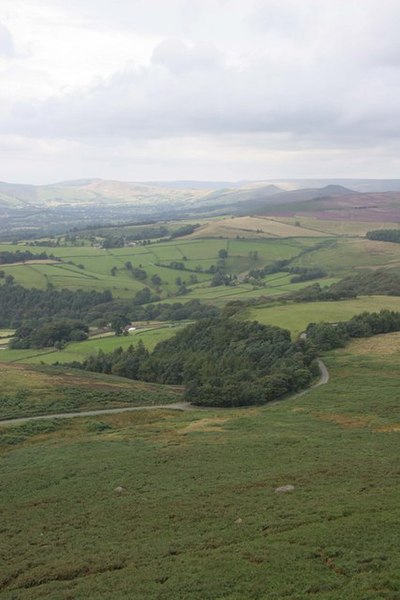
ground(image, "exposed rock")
xmin=275 ymin=484 xmax=295 ymax=493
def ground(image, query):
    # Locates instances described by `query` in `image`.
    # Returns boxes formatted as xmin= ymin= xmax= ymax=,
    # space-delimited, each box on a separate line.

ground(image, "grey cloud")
xmin=151 ymin=39 xmax=222 ymax=73
xmin=3 ymin=39 xmax=399 ymax=152
xmin=2 ymin=0 xmax=400 ymax=183
xmin=0 ymin=23 xmax=15 ymax=57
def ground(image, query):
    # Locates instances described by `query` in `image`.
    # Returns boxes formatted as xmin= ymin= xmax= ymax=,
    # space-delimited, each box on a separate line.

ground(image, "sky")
xmin=1 ymin=0 xmax=400 ymax=184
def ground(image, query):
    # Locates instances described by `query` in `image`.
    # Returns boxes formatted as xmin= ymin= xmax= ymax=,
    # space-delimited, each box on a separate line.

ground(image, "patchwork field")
xmin=0 ymin=335 xmax=399 ymax=598
xmin=0 ymin=237 xmax=328 ymax=301
xmin=5 ymin=235 xmax=397 ymax=316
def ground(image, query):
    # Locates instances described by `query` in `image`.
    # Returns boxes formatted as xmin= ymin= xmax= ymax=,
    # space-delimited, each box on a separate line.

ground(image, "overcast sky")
xmin=1 ymin=0 xmax=400 ymax=184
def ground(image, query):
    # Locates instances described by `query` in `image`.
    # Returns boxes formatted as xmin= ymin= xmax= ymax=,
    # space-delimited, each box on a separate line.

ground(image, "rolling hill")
xmin=2 ymin=178 xmax=400 ymax=240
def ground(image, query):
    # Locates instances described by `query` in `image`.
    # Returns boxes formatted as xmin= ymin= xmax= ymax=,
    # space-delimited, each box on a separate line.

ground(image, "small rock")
xmin=114 ymin=486 xmax=127 ymax=494
xmin=275 ymin=484 xmax=295 ymax=493
xmin=235 ymin=517 xmax=243 ymax=524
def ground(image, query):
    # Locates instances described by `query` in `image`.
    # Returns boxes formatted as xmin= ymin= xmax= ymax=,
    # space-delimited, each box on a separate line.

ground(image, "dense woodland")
xmin=0 ymin=285 xmax=112 ymax=327
xmin=10 ymin=320 xmax=89 ymax=349
xmin=65 ymin=318 xmax=319 ymax=407
xmin=366 ymin=229 xmax=400 ymax=243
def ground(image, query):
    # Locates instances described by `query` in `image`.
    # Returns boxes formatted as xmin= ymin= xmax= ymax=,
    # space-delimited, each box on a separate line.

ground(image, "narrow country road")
xmin=291 ymin=358 xmax=329 ymax=400
xmin=0 ymin=360 xmax=329 ymax=427
xmin=316 ymin=358 xmax=329 ymax=385
xmin=0 ymin=402 xmax=194 ymax=427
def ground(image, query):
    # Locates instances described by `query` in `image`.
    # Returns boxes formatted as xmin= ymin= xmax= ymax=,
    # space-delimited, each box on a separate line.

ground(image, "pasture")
xmin=275 ymin=215 xmax=400 ymax=236
xmin=186 ymin=215 xmax=327 ymax=239
xmin=0 ymin=324 xmax=183 ymax=365
xmin=0 ymin=334 xmax=399 ymax=598
xmin=290 ymin=237 xmax=400 ymax=274
xmin=243 ymin=295 xmax=400 ymax=337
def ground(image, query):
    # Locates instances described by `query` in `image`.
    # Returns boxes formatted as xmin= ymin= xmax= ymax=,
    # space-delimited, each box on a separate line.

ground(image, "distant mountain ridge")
xmin=0 ymin=178 xmax=400 ymax=219
xmin=2 ymin=177 xmax=400 ymax=240
xmin=1 ymin=178 xmax=400 ymax=212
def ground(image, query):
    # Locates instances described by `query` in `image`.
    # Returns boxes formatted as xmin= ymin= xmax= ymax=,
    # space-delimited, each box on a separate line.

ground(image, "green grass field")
xmin=0 ymin=325 xmax=183 ymax=365
xmin=290 ymin=238 xmax=400 ymax=274
xmin=0 ymin=334 xmax=399 ymax=598
xmin=243 ymin=295 xmax=400 ymax=336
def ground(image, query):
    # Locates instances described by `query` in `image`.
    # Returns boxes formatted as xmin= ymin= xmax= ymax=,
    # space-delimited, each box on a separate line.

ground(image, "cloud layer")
xmin=1 ymin=0 xmax=400 ymax=183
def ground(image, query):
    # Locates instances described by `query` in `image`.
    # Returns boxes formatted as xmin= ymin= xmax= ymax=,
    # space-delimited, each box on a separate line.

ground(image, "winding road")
xmin=293 ymin=358 xmax=329 ymax=399
xmin=0 ymin=359 xmax=329 ymax=427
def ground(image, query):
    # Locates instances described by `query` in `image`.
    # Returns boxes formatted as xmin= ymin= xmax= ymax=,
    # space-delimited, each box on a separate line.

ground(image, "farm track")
xmin=0 ymin=360 xmax=329 ymax=427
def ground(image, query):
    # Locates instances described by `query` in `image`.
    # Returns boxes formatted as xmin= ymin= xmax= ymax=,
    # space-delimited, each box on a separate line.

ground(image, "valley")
xmin=1 ymin=178 xmax=400 ymax=598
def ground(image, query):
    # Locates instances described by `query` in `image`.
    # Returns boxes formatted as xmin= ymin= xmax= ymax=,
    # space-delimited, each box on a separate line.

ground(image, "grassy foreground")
xmin=0 ymin=363 xmax=182 ymax=420
xmin=0 ymin=334 xmax=399 ymax=598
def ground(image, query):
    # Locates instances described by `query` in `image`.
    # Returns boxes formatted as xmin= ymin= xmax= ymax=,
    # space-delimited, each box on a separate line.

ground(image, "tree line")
xmin=247 ymin=261 xmax=326 ymax=284
xmin=366 ymin=229 xmax=400 ymax=243
xmin=291 ymin=270 xmax=400 ymax=303
xmin=10 ymin=320 xmax=89 ymax=349
xmin=0 ymin=250 xmax=58 ymax=265
xmin=306 ymin=309 xmax=400 ymax=351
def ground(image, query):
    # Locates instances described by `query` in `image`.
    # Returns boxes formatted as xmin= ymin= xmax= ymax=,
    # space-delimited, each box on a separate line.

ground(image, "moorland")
xmin=1 ymin=178 xmax=400 ymax=598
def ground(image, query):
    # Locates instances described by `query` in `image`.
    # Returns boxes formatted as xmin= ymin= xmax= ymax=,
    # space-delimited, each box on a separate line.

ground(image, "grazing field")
xmin=0 ymin=335 xmax=399 ymax=598
xmin=290 ymin=237 xmax=400 ymax=274
xmin=167 ymin=275 xmax=340 ymax=306
xmin=0 ymin=325 xmax=183 ymax=365
xmin=243 ymin=295 xmax=400 ymax=336
xmin=0 ymin=362 xmax=182 ymax=420
xmin=187 ymin=216 xmax=327 ymax=238
xmin=275 ymin=215 xmax=400 ymax=236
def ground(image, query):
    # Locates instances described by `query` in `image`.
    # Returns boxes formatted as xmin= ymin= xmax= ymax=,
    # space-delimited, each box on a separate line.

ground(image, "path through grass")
xmin=0 ymin=335 xmax=399 ymax=598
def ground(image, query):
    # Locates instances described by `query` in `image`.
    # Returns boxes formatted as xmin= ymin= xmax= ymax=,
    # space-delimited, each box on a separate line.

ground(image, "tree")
xmin=111 ymin=315 xmax=130 ymax=336
xmin=249 ymin=251 xmax=258 ymax=262
xmin=151 ymin=274 xmax=162 ymax=286
xmin=218 ymin=249 xmax=228 ymax=259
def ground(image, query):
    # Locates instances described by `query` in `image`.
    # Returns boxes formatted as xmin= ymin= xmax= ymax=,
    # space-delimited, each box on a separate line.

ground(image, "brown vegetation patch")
xmin=374 ymin=424 xmax=400 ymax=433
xmin=346 ymin=333 xmax=400 ymax=357
xmin=179 ymin=417 xmax=229 ymax=433
xmin=314 ymin=412 xmax=374 ymax=429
